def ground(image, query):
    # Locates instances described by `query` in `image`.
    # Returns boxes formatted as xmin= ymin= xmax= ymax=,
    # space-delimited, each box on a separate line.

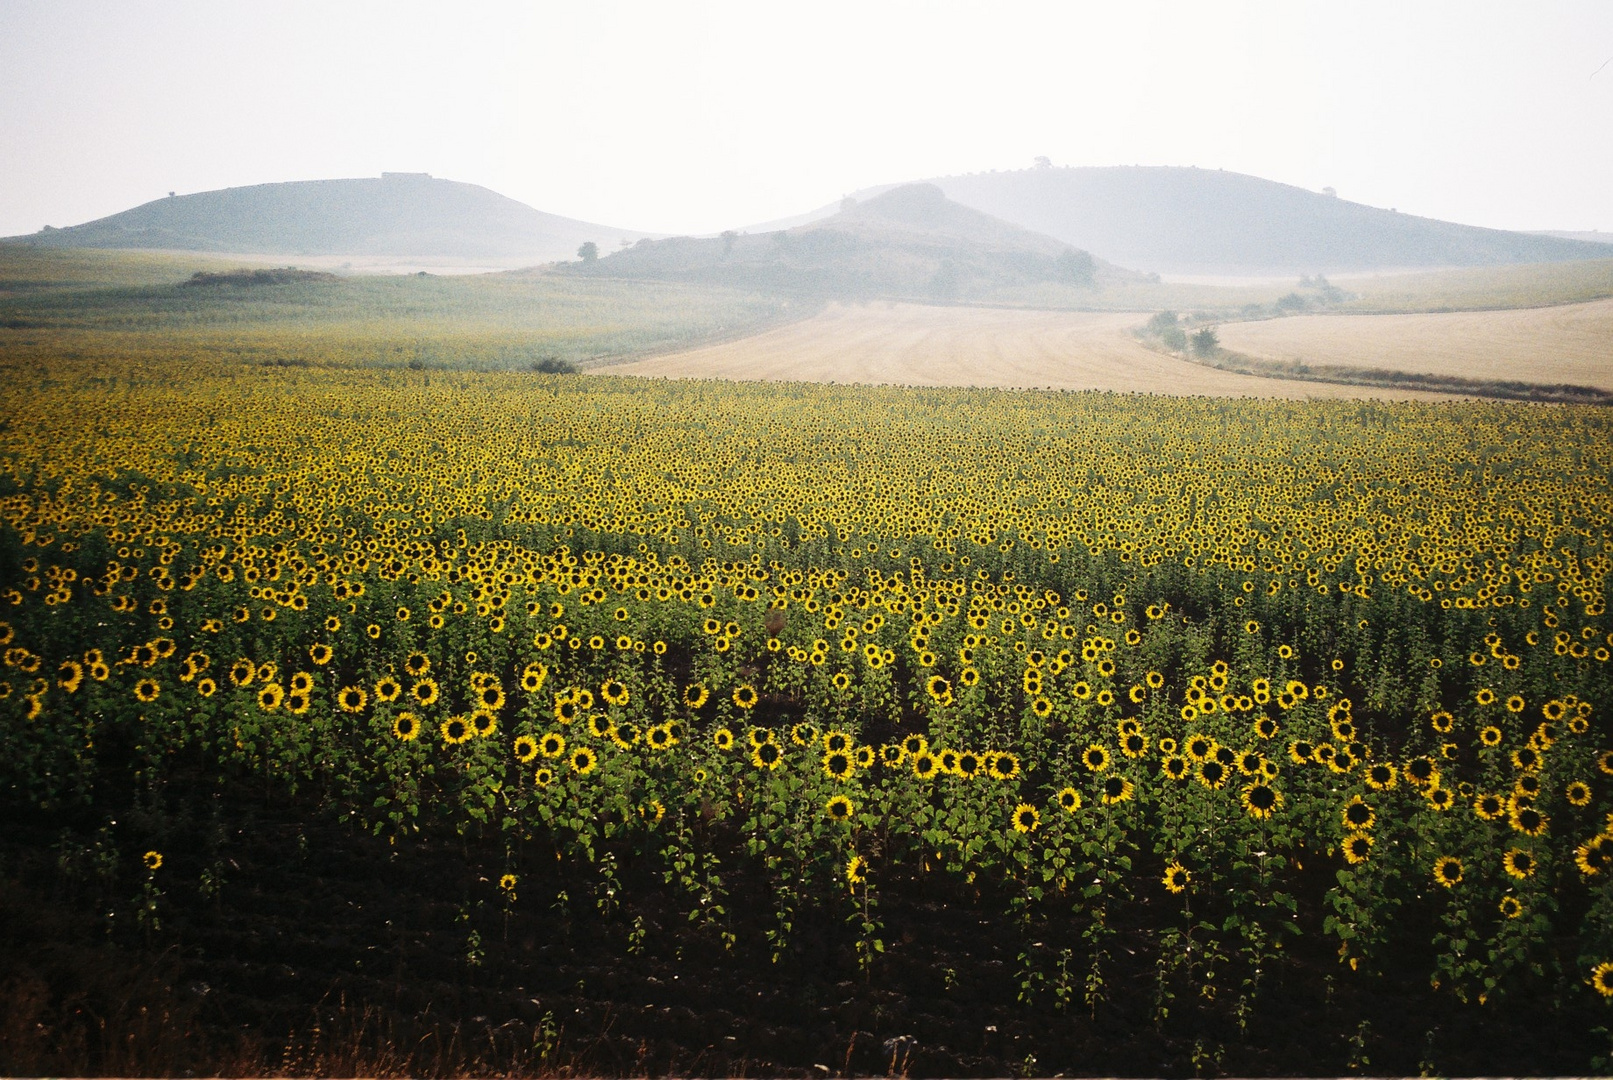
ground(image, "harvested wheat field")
xmin=1218 ymin=297 xmax=1613 ymax=389
xmin=608 ymin=301 xmax=1457 ymax=399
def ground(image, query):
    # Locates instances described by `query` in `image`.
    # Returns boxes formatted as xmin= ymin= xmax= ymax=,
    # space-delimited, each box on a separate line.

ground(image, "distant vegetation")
xmin=556 ymin=184 xmax=1128 ymax=303
xmin=181 ymin=267 xmax=338 ymax=288
xmin=0 ymin=248 xmax=797 ymax=372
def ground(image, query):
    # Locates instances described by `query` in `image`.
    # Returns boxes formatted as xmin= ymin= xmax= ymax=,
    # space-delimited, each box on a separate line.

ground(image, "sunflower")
xmin=1242 ymin=782 xmax=1282 ymax=819
xmin=441 ymin=716 xmax=472 ymax=745
xmin=1478 ymin=725 xmax=1503 ymax=748
xmin=1253 ymin=716 xmax=1279 ymax=740
xmin=520 ymin=663 xmax=548 ymax=694
xmin=732 ymin=684 xmax=759 ymax=709
xmin=393 ymin=712 xmax=420 ymax=741
xmin=309 ymin=643 xmax=333 ymax=666
xmin=1102 ymin=775 xmax=1135 ymax=805
xmin=1474 ymin=793 xmax=1507 ymax=821
xmin=912 ymin=752 xmax=939 ymax=780
xmin=712 ymin=727 xmax=735 ymax=750
xmin=1342 ymin=832 xmax=1374 ymax=864
xmin=900 ymin=733 xmax=929 ymax=759
xmin=600 ymin=679 xmax=629 ymax=707
xmin=880 ymin=743 xmax=906 ymax=768
xmin=646 ymin=723 xmax=675 ymax=751
xmin=539 ymin=731 xmax=567 ymax=758
xmin=256 ymin=683 xmax=284 ymax=711
xmin=792 ymin=722 xmax=820 ymax=746
xmin=993 ymin=802 xmax=1037 ymax=835
xmin=1432 ymin=855 xmax=1463 ymax=888
xmin=854 ymin=745 xmax=876 ymax=769
xmin=1592 ymin=962 xmax=1613 ymax=999
xmin=1082 ymin=744 xmax=1111 ymax=772
xmin=1502 ymin=847 xmax=1536 ymax=879
xmin=228 ymin=659 xmax=256 ymax=687
xmin=1568 ymin=781 xmax=1593 ymax=807
xmin=1511 ymin=746 xmax=1542 ymax=772
xmin=412 ymin=678 xmax=440 ymax=706
xmin=1405 ymin=756 xmax=1439 ymax=788
xmin=1162 ymin=861 xmax=1190 ymax=894
xmin=825 ymin=794 xmax=855 ymax=822
xmin=823 ymin=750 xmax=855 ymax=781
xmin=1498 ymin=895 xmax=1523 ymax=919
xmin=846 ymin=854 xmax=866 ymax=888
xmin=1196 ymin=760 xmax=1228 ymax=790
xmin=1511 ymin=804 xmax=1549 ymax=836
xmin=143 ymin=850 xmax=163 ymax=871
xmin=1430 ymin=710 xmax=1454 ymax=734
xmin=196 ymin=677 xmax=216 ymax=698
xmin=1577 ymin=836 xmax=1611 ymax=876
xmin=751 ymin=741 xmax=783 ymax=770
xmin=990 ymin=752 xmax=1020 ymax=780
xmin=404 ymin=652 xmax=431 ymax=677
xmin=570 ymin=746 xmax=598 ymax=775
xmin=1056 ymin=786 xmax=1082 ymax=813
xmin=337 ymin=685 xmax=368 ymax=713
xmin=134 ymin=678 xmax=160 ymax=703
xmin=1600 ymin=751 xmax=1613 ymax=777
xmin=513 ymin=735 xmax=539 ymax=763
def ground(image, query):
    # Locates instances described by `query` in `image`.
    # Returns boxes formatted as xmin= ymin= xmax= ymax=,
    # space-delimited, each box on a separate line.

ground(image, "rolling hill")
xmin=806 ymin=167 xmax=1613 ymax=276
xmin=560 ymin=183 xmax=1133 ymax=300
xmin=4 ymin=174 xmax=651 ymax=264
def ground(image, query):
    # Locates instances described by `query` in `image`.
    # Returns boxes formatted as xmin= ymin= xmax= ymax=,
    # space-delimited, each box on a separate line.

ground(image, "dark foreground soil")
xmin=1 ymin=789 xmax=1604 ymax=1077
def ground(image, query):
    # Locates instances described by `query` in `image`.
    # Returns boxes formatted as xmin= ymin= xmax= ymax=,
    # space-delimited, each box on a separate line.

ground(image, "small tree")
xmin=577 ymin=241 xmax=598 ymax=262
xmin=1056 ymin=248 xmax=1096 ymax=289
xmin=720 ymin=230 xmax=738 ymax=256
xmin=1191 ymin=327 xmax=1220 ymax=357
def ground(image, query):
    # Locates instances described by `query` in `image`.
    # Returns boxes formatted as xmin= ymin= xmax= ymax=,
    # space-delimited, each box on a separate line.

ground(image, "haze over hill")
xmin=767 ymin=167 xmax=1613 ymax=276
xmin=561 ymin=183 xmax=1133 ymax=301
xmin=4 ymin=174 xmax=653 ymax=264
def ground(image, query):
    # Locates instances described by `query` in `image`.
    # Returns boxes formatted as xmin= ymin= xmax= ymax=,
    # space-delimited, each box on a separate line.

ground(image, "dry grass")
xmin=607 ymin=301 xmax=1460 ymax=399
xmin=1217 ymin=297 xmax=1613 ymax=391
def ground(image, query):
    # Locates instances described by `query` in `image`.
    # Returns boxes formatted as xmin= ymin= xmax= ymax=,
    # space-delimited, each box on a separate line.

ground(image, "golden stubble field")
xmin=607 ymin=302 xmax=1459 ymax=399
xmin=1218 ymin=297 xmax=1613 ymax=390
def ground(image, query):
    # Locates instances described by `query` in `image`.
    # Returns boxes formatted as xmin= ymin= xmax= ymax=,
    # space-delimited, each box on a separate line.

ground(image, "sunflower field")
xmin=3 ymin=355 xmax=1613 ymax=1073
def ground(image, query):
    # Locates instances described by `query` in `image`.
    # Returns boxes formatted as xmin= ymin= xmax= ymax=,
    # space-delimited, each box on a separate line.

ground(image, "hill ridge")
xmin=5 ymin=174 xmax=653 ymax=263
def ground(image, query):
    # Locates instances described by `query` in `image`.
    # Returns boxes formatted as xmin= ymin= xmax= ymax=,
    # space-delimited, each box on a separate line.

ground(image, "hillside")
xmin=561 ymin=183 xmax=1133 ymax=300
xmin=813 ymin=167 xmax=1613 ymax=276
xmin=4 ymin=174 xmax=651 ymax=263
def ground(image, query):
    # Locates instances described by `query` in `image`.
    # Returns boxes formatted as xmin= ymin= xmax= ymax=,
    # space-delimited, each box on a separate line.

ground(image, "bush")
xmin=530 ymin=357 xmax=579 ymax=374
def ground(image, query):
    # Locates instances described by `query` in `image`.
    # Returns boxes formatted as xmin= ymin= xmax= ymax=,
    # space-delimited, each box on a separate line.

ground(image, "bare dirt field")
xmin=1218 ymin=298 xmax=1613 ymax=390
xmin=607 ymin=302 xmax=1458 ymax=399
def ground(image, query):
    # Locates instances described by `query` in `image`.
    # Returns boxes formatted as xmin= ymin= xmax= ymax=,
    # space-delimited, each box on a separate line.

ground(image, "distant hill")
xmin=561 ymin=183 xmax=1134 ymax=300
xmin=5 ymin=174 xmax=651 ymax=263
xmin=810 ymin=167 xmax=1613 ymax=276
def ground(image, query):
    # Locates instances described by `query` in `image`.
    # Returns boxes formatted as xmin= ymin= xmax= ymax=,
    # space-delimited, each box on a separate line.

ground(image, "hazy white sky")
xmin=3 ymin=0 xmax=1611 ymax=237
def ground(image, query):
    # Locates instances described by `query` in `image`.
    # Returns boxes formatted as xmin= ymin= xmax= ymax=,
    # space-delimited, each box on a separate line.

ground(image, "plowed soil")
xmin=1217 ymin=298 xmax=1613 ymax=390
